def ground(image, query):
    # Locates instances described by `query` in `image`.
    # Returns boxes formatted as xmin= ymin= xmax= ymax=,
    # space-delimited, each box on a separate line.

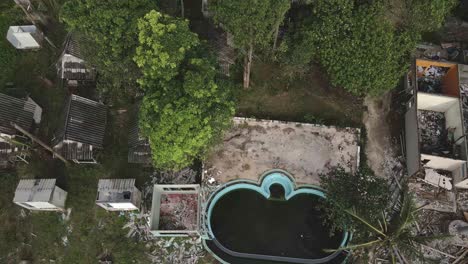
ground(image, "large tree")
xmin=60 ymin=0 xmax=156 ymax=99
xmin=134 ymin=10 xmax=199 ymax=88
xmin=210 ymin=0 xmax=290 ymax=88
xmin=285 ymin=0 xmax=454 ymax=96
xmin=135 ymin=11 xmax=235 ymax=170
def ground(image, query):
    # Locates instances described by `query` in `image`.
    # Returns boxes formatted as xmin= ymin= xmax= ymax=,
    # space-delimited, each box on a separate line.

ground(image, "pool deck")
xmin=205 ymin=118 xmax=360 ymax=186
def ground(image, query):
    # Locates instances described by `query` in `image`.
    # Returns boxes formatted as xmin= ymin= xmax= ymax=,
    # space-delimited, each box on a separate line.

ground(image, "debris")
xmin=61 ymin=208 xmax=72 ymax=222
xmin=148 ymin=237 xmax=206 ymax=264
xmin=448 ymin=220 xmax=468 ymax=247
xmin=417 ymin=65 xmax=450 ymax=94
xmin=151 ymin=168 xmax=198 ymax=185
xmin=61 ymin=236 xmax=68 ymax=246
xmin=159 ymin=193 xmax=198 ymax=231
xmin=121 ymin=211 xmax=153 ymax=241
xmin=452 ymin=250 xmax=468 ymax=264
xmin=19 ymin=209 xmax=27 ymax=218
xmin=408 ymin=181 xmax=456 ymax=213
xmin=423 ymin=169 xmax=453 ymax=190
xmin=418 ymin=110 xmax=454 ymax=157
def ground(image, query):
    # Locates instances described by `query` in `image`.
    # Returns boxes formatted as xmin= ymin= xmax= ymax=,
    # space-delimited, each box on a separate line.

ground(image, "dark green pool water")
xmin=211 ymin=189 xmax=343 ymax=259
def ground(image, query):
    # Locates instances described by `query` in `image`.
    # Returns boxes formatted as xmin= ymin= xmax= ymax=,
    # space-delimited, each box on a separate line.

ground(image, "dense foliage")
xmin=0 ymin=3 xmax=22 ymax=87
xmin=136 ymin=11 xmax=235 ymax=170
xmin=210 ymin=0 xmax=290 ymax=88
xmin=319 ymin=167 xmax=390 ymax=236
xmin=60 ymin=0 xmax=156 ymax=98
xmin=134 ymin=10 xmax=199 ymax=86
xmin=341 ymin=193 xmax=443 ymax=262
xmin=403 ymin=0 xmax=457 ymax=32
xmin=285 ymin=0 xmax=455 ymax=96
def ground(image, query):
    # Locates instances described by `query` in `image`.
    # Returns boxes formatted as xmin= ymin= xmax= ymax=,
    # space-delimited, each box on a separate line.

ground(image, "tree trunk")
xmin=180 ymin=0 xmax=185 ymax=18
xmin=243 ymin=43 xmax=253 ymax=89
xmin=272 ymin=21 xmax=280 ymax=51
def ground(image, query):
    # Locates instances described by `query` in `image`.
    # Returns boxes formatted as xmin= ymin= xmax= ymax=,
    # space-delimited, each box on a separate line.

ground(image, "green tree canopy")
xmin=210 ymin=0 xmax=290 ymax=88
xmin=285 ymin=0 xmax=454 ymax=96
xmin=135 ymin=11 xmax=235 ymax=170
xmin=134 ymin=10 xmax=199 ymax=87
xmin=139 ymin=59 xmax=235 ymax=170
xmin=60 ymin=0 xmax=156 ymax=99
xmin=402 ymin=0 xmax=456 ymax=32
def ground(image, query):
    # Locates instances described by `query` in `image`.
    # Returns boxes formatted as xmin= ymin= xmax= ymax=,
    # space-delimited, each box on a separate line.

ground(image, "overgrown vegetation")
xmin=60 ymin=0 xmax=157 ymax=101
xmin=319 ymin=167 xmax=390 ymax=238
xmin=210 ymin=0 xmax=290 ymax=88
xmin=0 ymin=2 xmax=23 ymax=86
xmin=135 ymin=10 xmax=235 ymax=170
xmin=283 ymin=0 xmax=455 ymax=96
xmin=336 ymin=193 xmax=447 ymax=263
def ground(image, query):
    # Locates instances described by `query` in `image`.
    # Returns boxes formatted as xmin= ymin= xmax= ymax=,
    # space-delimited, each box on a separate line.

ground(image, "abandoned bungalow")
xmin=6 ymin=25 xmax=43 ymax=49
xmin=128 ymin=106 xmax=151 ymax=164
xmin=0 ymin=93 xmax=42 ymax=168
xmin=405 ymin=59 xmax=468 ymax=194
xmin=96 ymin=179 xmax=141 ymax=211
xmin=13 ymin=179 xmax=67 ymax=211
xmin=150 ymin=184 xmax=200 ymax=237
xmin=52 ymin=94 xmax=107 ymax=164
xmin=57 ymin=34 xmax=96 ymax=89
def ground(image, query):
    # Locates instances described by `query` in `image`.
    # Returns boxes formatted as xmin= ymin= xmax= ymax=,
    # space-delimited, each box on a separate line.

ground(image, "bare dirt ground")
xmin=205 ymin=118 xmax=360 ymax=186
xmin=363 ymin=94 xmax=403 ymax=179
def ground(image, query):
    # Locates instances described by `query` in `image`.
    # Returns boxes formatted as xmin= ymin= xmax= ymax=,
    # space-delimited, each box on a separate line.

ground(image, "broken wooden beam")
xmin=12 ymin=123 xmax=69 ymax=165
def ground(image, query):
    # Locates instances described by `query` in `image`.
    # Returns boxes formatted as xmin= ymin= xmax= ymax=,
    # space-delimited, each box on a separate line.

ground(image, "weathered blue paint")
xmin=206 ymin=169 xmax=349 ymax=252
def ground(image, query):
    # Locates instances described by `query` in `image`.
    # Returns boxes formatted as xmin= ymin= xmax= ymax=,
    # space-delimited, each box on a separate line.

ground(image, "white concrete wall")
xmin=50 ymin=186 xmax=67 ymax=209
xmin=422 ymin=154 xmax=466 ymax=171
xmin=23 ymin=201 xmax=58 ymax=209
xmin=108 ymin=202 xmax=138 ymax=210
xmin=27 ymin=97 xmax=42 ymax=124
xmin=417 ymin=92 xmax=458 ymax=112
xmin=445 ymin=101 xmax=464 ymax=140
xmin=455 ymin=178 xmax=468 ymax=189
xmin=7 ymin=26 xmax=40 ymax=49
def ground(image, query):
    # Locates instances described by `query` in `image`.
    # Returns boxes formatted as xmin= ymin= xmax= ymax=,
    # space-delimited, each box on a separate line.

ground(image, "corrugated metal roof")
xmin=55 ymin=94 xmax=107 ymax=148
xmin=54 ymin=141 xmax=94 ymax=160
xmin=64 ymin=33 xmax=83 ymax=59
xmin=0 ymin=93 xmax=37 ymax=135
xmin=13 ymin=179 xmax=56 ymax=203
xmin=128 ymin=144 xmax=152 ymax=164
xmin=98 ymin=179 xmax=135 ymax=192
xmin=97 ymin=179 xmax=136 ymax=202
xmin=128 ymin=105 xmax=151 ymax=163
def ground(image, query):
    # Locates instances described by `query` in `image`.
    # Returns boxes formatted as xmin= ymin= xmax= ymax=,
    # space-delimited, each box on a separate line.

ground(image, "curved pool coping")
xmin=204 ymin=169 xmax=350 ymax=264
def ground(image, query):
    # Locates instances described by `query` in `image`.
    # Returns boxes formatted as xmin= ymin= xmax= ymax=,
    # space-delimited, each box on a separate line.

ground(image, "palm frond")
xmin=345 ymin=208 xmax=387 ymax=237
xmin=324 ymin=239 xmax=382 ymax=252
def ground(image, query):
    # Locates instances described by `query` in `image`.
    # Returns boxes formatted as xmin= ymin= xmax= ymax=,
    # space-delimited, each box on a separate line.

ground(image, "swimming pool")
xmin=203 ymin=170 xmax=350 ymax=264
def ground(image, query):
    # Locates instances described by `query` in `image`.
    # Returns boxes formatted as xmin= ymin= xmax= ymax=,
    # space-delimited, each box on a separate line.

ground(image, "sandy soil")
xmin=363 ymin=94 xmax=395 ymax=177
xmin=205 ymin=118 xmax=360 ymax=186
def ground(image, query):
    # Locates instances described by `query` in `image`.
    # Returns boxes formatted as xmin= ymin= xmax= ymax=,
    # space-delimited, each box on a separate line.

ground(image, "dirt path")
xmin=363 ymin=94 xmax=402 ymax=179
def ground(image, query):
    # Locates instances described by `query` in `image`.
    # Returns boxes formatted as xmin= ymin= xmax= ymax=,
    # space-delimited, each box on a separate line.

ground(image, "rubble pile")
xmin=408 ymin=175 xmax=456 ymax=213
xmin=141 ymin=168 xmax=199 ymax=209
xmin=416 ymin=210 xmax=468 ymax=263
xmin=457 ymin=190 xmax=468 ymax=212
xmin=146 ymin=237 xmax=206 ymax=264
xmin=418 ymin=110 xmax=452 ymax=157
xmin=152 ymin=168 xmax=198 ymax=185
xmin=159 ymin=193 xmax=198 ymax=231
xmin=122 ymin=211 xmax=153 ymax=241
xmin=417 ymin=65 xmax=450 ymax=94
